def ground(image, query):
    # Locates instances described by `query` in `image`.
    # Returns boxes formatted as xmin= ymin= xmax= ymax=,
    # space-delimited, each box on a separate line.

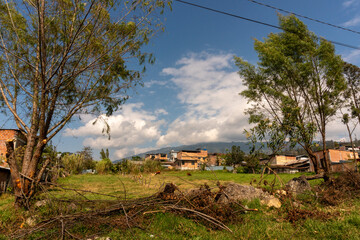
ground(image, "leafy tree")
xmin=131 ymin=156 xmax=142 ymax=161
xmin=0 ymin=0 xmax=170 ymax=205
xmin=225 ymin=145 xmax=245 ymax=171
xmin=236 ymin=15 xmax=346 ymax=175
xmin=344 ymin=62 xmax=360 ymax=124
xmin=100 ymin=148 xmax=110 ymax=160
xmin=79 ymin=146 xmax=96 ymax=170
xmin=61 ymin=153 xmax=85 ymax=175
xmin=96 ymin=158 xmax=114 ymax=174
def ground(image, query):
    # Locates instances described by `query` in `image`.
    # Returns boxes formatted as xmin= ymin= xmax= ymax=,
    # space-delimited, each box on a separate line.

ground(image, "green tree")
xmin=225 ymin=145 xmax=245 ymax=171
xmin=96 ymin=158 xmax=113 ymax=174
xmin=79 ymin=146 xmax=96 ymax=170
xmin=236 ymin=15 xmax=346 ymax=175
xmin=100 ymin=148 xmax=110 ymax=160
xmin=344 ymin=62 xmax=360 ymax=124
xmin=62 ymin=153 xmax=85 ymax=175
xmin=0 ymin=0 xmax=170 ymax=205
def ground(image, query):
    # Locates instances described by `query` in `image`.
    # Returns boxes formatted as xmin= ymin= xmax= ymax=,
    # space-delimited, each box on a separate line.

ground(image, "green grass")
xmin=0 ymin=171 xmax=353 ymax=239
xmin=54 ymin=170 xmax=322 ymax=200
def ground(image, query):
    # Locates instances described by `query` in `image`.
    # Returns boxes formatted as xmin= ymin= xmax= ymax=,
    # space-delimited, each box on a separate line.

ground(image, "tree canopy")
xmin=236 ymin=15 xmax=346 ymax=174
xmin=1 ymin=0 xmax=170 ymax=205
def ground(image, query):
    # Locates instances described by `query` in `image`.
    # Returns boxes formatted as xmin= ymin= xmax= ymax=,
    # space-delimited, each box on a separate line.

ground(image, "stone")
xmin=275 ymin=189 xmax=287 ymax=196
xmin=34 ymin=200 xmax=48 ymax=208
xmin=286 ymin=176 xmax=311 ymax=196
xmin=25 ymin=216 xmax=37 ymax=227
xmin=217 ymin=183 xmax=271 ymax=203
xmin=260 ymin=196 xmax=282 ymax=209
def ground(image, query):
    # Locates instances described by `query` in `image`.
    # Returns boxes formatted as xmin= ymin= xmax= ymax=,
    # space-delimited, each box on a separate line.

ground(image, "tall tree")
xmin=1 ymin=0 xmax=170 ymax=206
xmin=225 ymin=145 xmax=245 ymax=171
xmin=236 ymin=15 xmax=346 ymax=175
xmin=344 ymin=62 xmax=360 ymax=124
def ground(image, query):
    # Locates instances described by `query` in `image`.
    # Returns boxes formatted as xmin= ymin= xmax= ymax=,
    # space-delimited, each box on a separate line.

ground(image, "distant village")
xmin=0 ymin=128 xmax=359 ymax=189
xmin=143 ymin=145 xmax=359 ymax=173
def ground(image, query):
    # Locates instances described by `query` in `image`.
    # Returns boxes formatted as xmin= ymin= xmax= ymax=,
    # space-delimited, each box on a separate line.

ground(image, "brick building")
xmin=311 ymin=149 xmax=358 ymax=172
xmin=144 ymin=153 xmax=168 ymax=161
xmin=0 ymin=129 xmax=27 ymax=167
xmin=0 ymin=129 xmax=26 ymax=193
xmin=174 ymin=149 xmax=208 ymax=170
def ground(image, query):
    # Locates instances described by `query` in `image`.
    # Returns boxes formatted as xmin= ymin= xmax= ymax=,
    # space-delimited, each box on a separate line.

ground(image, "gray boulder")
xmin=286 ymin=176 xmax=311 ymax=195
xmin=217 ymin=183 xmax=270 ymax=203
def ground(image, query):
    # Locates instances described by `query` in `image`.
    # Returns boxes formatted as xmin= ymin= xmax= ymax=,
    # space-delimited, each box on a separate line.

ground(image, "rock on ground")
xmin=260 ymin=196 xmax=282 ymax=209
xmin=217 ymin=183 xmax=281 ymax=208
xmin=217 ymin=182 xmax=270 ymax=203
xmin=286 ymin=176 xmax=311 ymax=195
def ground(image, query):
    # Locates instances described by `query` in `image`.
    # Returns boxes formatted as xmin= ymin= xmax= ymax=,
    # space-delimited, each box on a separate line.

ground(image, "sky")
xmin=54 ymin=0 xmax=360 ymax=159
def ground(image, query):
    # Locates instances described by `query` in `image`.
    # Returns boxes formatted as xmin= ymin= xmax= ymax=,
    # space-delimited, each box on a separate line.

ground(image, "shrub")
xmin=143 ymin=160 xmax=162 ymax=172
xmin=96 ymin=158 xmax=113 ymax=174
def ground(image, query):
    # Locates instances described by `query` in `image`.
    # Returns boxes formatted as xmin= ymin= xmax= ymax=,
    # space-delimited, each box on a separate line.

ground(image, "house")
xmin=169 ymin=150 xmax=178 ymax=162
xmin=262 ymin=154 xmax=297 ymax=165
xmin=0 ymin=129 xmax=26 ymax=193
xmin=0 ymin=129 xmax=27 ymax=168
xmin=174 ymin=149 xmax=208 ymax=170
xmin=339 ymin=145 xmax=360 ymax=152
xmin=145 ymin=153 xmax=168 ymax=162
xmin=311 ymin=149 xmax=359 ymax=172
xmin=260 ymin=154 xmax=310 ymax=173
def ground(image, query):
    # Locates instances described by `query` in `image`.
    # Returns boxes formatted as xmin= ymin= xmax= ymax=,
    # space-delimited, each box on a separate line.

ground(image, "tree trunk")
xmin=303 ymin=146 xmax=320 ymax=174
xmin=321 ymin=133 xmax=331 ymax=174
xmin=6 ymin=134 xmax=46 ymax=207
xmin=5 ymin=141 xmax=25 ymax=207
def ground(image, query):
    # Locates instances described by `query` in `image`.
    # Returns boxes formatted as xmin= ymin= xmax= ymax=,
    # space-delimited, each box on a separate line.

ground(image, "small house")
xmin=311 ymin=149 xmax=358 ymax=172
xmin=174 ymin=149 xmax=208 ymax=170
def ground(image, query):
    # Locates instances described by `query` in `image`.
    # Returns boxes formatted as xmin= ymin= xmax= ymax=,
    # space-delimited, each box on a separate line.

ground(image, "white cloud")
xmin=343 ymin=0 xmax=358 ymax=8
xmin=157 ymin=52 xmax=249 ymax=146
xmin=343 ymin=15 xmax=360 ymax=27
xmin=155 ymin=109 xmax=168 ymax=116
xmin=343 ymin=48 xmax=360 ymax=64
xmin=63 ymin=103 xmax=164 ymax=158
xmin=144 ymin=80 xmax=167 ymax=88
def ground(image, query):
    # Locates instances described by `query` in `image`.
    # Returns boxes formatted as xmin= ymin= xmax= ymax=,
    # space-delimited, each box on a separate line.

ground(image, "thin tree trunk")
xmin=5 ymin=141 xmax=24 ymax=206
xmin=321 ymin=132 xmax=331 ymax=174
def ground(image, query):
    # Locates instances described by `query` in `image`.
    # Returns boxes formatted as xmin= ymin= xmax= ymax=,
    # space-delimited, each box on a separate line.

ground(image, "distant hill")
xmin=113 ymin=141 xmax=259 ymax=163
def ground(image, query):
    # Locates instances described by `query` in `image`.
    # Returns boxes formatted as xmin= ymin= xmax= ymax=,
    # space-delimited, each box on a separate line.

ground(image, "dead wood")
xmin=9 ymin=182 xmax=261 ymax=239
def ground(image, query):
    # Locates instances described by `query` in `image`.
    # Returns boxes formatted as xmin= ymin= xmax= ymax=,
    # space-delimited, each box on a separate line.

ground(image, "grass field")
xmin=1 ymin=171 xmax=360 ymax=240
xmin=56 ymin=170 xmax=322 ymax=199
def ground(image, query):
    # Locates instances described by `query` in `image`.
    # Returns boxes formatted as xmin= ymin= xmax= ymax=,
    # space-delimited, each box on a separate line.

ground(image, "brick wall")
xmin=0 ymin=129 xmax=26 ymax=167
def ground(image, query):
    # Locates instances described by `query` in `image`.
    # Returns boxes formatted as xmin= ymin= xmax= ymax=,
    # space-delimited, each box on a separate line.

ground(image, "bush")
xmin=62 ymin=153 xmax=85 ymax=174
xmin=143 ymin=160 xmax=162 ymax=173
xmin=96 ymin=158 xmax=113 ymax=174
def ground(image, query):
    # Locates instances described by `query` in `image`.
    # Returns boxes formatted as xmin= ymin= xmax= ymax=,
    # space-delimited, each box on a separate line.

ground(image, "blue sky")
xmin=58 ymin=0 xmax=360 ymax=159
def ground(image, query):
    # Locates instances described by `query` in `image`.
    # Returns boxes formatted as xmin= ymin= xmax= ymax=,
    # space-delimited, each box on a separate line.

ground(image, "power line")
xmin=246 ymin=0 xmax=360 ymax=36
xmin=174 ymin=0 xmax=360 ymax=51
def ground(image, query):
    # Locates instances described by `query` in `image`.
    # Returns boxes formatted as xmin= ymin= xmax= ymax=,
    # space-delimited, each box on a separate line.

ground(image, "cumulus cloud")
xmin=343 ymin=16 xmax=360 ymax=27
xmin=343 ymin=48 xmax=360 ymax=64
xmin=157 ymin=52 xmax=249 ymax=146
xmin=63 ymin=103 xmax=164 ymax=158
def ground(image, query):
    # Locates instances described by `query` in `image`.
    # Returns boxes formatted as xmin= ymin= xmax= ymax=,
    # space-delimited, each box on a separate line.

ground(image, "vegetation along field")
xmin=2 ymin=170 xmax=360 ymax=239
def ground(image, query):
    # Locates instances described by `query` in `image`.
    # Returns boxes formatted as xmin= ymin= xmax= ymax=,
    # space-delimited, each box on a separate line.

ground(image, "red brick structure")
xmin=0 ymin=129 xmax=26 ymax=167
xmin=310 ymin=149 xmax=358 ymax=172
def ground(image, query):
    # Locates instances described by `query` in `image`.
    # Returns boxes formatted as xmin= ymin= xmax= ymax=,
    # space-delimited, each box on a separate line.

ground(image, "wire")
xmin=246 ymin=0 xmax=360 ymax=36
xmin=174 ymin=0 xmax=360 ymax=50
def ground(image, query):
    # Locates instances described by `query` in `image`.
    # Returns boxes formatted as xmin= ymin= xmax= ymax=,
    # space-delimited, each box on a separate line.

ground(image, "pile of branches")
xmin=10 ymin=183 xmax=256 ymax=239
xmin=316 ymin=171 xmax=360 ymax=206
